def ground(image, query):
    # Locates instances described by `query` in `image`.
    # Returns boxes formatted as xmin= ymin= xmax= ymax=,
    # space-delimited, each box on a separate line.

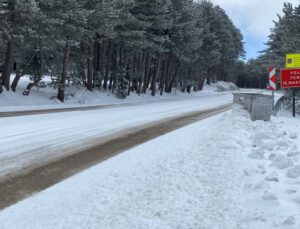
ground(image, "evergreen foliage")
xmin=237 ymin=2 xmax=300 ymax=89
xmin=0 ymin=0 xmax=244 ymax=101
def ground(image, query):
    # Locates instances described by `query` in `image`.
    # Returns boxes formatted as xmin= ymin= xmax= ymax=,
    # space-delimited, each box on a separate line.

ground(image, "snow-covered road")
xmin=0 ymin=111 xmax=244 ymax=229
xmin=0 ymin=103 xmax=299 ymax=229
xmin=0 ymin=93 xmax=232 ymax=178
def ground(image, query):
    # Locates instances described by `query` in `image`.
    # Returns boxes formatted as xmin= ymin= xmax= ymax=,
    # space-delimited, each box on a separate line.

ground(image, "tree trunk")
xmin=22 ymin=76 xmax=41 ymax=96
xmin=164 ymin=56 xmax=171 ymax=92
xmin=166 ymin=62 xmax=180 ymax=93
xmin=126 ymin=57 xmax=131 ymax=96
xmin=87 ymin=42 xmax=93 ymax=91
xmin=103 ymin=41 xmax=111 ymax=90
xmin=206 ymin=70 xmax=211 ymax=85
xmin=197 ymin=77 xmax=205 ymax=91
xmin=93 ymin=34 xmax=101 ymax=85
xmin=142 ymin=53 xmax=151 ymax=94
xmin=131 ymin=54 xmax=137 ymax=92
xmin=160 ymin=57 xmax=169 ymax=96
xmin=137 ymin=51 xmax=145 ymax=95
xmin=100 ymin=41 xmax=105 ymax=84
xmin=2 ymin=40 xmax=15 ymax=91
xmin=112 ymin=44 xmax=118 ymax=92
xmin=57 ymin=39 xmax=70 ymax=102
xmin=109 ymin=44 xmax=117 ymax=91
xmin=151 ymin=54 xmax=162 ymax=97
xmin=23 ymin=52 xmax=44 ymax=96
xmin=11 ymin=69 xmax=24 ymax=92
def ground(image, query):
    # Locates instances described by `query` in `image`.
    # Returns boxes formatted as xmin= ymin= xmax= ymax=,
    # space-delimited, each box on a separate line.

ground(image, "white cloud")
xmin=211 ymin=0 xmax=299 ymax=57
xmin=212 ymin=0 xmax=298 ymax=39
xmin=210 ymin=0 xmax=299 ymax=58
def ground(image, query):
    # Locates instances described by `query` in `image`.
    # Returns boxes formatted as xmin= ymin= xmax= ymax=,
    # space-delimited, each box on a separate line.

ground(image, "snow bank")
xmin=0 ymin=76 xmax=238 ymax=112
xmin=238 ymin=107 xmax=300 ymax=229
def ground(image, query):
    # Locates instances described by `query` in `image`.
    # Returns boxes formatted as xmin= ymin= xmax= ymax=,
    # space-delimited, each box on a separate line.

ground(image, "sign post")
xmin=268 ymin=67 xmax=277 ymax=96
xmin=281 ymin=68 xmax=300 ymax=117
xmin=293 ymin=89 xmax=296 ymax=117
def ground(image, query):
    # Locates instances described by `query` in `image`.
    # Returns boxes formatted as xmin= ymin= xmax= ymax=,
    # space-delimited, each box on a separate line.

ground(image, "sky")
xmin=210 ymin=0 xmax=299 ymax=60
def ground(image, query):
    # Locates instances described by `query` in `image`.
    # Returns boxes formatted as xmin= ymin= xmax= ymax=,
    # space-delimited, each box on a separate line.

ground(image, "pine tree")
xmin=82 ymin=0 xmax=117 ymax=90
xmin=134 ymin=0 xmax=173 ymax=96
xmin=0 ymin=0 xmax=38 ymax=92
xmin=264 ymin=3 xmax=299 ymax=68
xmin=39 ymin=0 xmax=88 ymax=102
xmin=0 ymin=0 xmax=245 ymax=99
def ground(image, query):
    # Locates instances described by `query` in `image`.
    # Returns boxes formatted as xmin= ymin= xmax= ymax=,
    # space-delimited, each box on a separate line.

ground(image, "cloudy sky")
xmin=210 ymin=0 xmax=299 ymax=60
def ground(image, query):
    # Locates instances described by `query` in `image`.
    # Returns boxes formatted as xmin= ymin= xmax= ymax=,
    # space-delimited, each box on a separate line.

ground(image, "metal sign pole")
xmin=293 ymin=89 xmax=296 ymax=117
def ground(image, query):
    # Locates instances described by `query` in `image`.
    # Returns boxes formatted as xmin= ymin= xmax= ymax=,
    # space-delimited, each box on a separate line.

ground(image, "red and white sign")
xmin=281 ymin=68 xmax=300 ymax=88
xmin=268 ymin=67 xmax=276 ymax=90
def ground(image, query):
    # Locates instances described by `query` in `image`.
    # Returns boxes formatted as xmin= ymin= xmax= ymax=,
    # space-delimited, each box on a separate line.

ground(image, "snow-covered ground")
xmin=0 ymin=106 xmax=299 ymax=229
xmin=241 ymin=109 xmax=300 ymax=228
xmin=0 ymin=75 xmax=237 ymax=112
xmin=0 ymin=93 xmax=232 ymax=178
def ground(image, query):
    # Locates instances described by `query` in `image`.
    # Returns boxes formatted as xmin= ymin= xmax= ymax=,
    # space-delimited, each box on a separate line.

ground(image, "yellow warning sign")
xmin=286 ymin=53 xmax=300 ymax=68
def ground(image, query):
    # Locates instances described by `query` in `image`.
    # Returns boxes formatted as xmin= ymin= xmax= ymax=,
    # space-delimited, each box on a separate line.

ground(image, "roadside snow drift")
xmin=240 ymin=111 xmax=300 ymax=228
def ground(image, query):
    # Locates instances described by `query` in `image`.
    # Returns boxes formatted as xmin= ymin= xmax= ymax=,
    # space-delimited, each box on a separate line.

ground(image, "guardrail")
xmin=273 ymin=95 xmax=285 ymax=116
xmin=233 ymin=93 xmax=274 ymax=121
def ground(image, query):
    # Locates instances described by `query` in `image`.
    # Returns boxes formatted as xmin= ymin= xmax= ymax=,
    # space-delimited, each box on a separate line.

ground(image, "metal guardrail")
xmin=273 ymin=96 xmax=285 ymax=116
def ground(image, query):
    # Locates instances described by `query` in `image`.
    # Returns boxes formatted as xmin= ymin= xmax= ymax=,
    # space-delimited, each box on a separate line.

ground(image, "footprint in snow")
xmin=262 ymin=191 xmax=280 ymax=206
xmin=282 ymin=216 xmax=296 ymax=226
xmin=292 ymin=196 xmax=300 ymax=205
xmin=270 ymin=154 xmax=293 ymax=170
xmin=286 ymin=165 xmax=300 ymax=179
xmin=265 ymin=171 xmax=279 ymax=183
xmin=253 ymin=180 xmax=270 ymax=191
xmin=289 ymin=132 xmax=298 ymax=140
xmin=287 ymin=189 xmax=297 ymax=195
xmin=248 ymin=151 xmax=264 ymax=160
xmin=287 ymin=148 xmax=300 ymax=157
xmin=256 ymin=164 xmax=266 ymax=174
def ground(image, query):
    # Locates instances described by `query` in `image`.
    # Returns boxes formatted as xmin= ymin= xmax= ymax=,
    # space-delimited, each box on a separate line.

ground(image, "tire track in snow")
xmin=0 ymin=104 xmax=231 ymax=210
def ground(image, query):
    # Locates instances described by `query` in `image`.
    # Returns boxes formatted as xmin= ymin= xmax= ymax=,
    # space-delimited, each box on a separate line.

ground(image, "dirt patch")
xmin=0 ymin=104 xmax=231 ymax=210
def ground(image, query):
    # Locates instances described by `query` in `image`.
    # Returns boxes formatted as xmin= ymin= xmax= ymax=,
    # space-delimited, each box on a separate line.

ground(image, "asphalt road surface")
xmin=0 ymin=104 xmax=231 ymax=210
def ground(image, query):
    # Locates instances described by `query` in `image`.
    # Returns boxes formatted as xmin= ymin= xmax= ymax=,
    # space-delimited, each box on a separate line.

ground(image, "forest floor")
xmin=0 ymin=106 xmax=299 ymax=229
